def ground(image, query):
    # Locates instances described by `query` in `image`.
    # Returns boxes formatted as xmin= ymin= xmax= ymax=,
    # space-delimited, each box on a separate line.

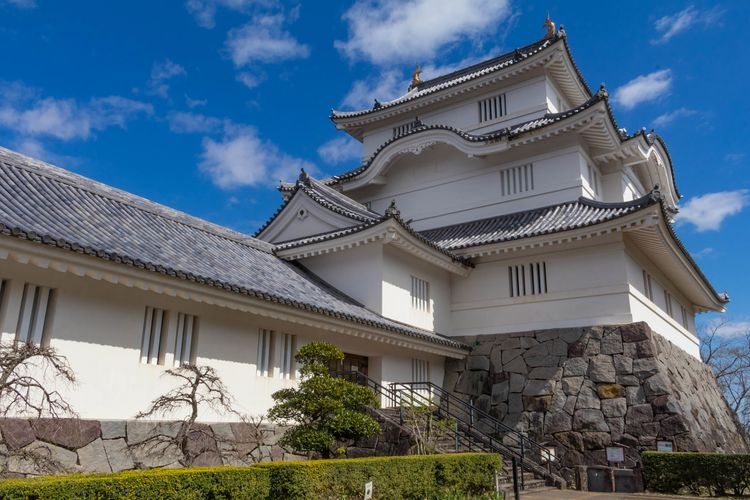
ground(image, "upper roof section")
xmin=330 ymin=28 xmax=591 ymax=135
xmin=0 ymin=147 xmax=467 ymax=352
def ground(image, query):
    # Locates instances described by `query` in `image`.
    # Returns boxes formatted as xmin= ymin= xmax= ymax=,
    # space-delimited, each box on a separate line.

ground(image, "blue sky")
xmin=1 ymin=1 xmax=748 ymax=333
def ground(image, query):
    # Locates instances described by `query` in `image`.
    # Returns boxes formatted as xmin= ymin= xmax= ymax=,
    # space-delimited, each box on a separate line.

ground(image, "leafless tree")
xmin=136 ymin=364 xmax=272 ymax=466
xmin=700 ymin=319 xmax=750 ymax=431
xmin=0 ymin=341 xmax=77 ymax=475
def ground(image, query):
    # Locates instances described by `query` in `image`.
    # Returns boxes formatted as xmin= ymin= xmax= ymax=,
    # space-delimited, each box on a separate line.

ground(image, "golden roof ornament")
xmin=543 ymin=14 xmax=556 ymax=39
xmin=410 ymin=64 xmax=423 ymax=89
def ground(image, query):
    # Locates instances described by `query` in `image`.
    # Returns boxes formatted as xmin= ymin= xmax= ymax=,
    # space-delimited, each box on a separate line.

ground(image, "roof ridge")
xmin=0 ymin=146 xmax=273 ymax=254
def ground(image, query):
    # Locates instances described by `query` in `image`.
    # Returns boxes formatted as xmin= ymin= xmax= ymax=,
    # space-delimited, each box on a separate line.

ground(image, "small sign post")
xmin=364 ymin=481 xmax=373 ymax=500
xmin=606 ymin=446 xmax=624 ymax=466
xmin=657 ymin=440 xmax=674 ymax=452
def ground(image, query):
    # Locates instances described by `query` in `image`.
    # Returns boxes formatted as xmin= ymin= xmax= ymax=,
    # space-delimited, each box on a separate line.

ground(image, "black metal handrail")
xmin=331 ymin=371 xmax=564 ymax=487
xmin=388 ymin=381 xmax=564 ymax=486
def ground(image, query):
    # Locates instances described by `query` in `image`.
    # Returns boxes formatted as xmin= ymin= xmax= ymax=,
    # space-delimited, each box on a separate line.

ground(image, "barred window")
xmin=412 ymin=358 xmax=429 ymax=382
xmin=411 ymin=276 xmax=430 ymax=312
xmin=16 ymin=283 xmax=53 ymax=345
xmin=509 ymin=262 xmax=547 ymax=298
xmin=140 ymin=306 xmax=167 ymax=365
xmin=500 ymin=164 xmax=534 ymax=197
xmin=257 ymin=329 xmax=275 ymax=377
xmin=280 ymin=333 xmax=296 ymax=380
xmin=642 ymin=270 xmax=654 ymax=300
xmin=174 ymin=313 xmax=197 ymax=367
xmin=478 ymin=93 xmax=507 ymax=122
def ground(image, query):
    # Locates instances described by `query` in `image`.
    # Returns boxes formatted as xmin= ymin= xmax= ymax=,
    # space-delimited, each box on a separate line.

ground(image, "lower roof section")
xmin=0 ymin=146 xmax=467 ymax=353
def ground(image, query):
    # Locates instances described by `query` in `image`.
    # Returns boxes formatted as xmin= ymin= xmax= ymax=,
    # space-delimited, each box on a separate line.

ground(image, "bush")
xmin=0 ymin=453 xmax=500 ymax=500
xmin=0 ymin=466 xmax=270 ymax=500
xmin=258 ymin=453 xmax=501 ymax=499
xmin=643 ymin=451 xmax=750 ymax=496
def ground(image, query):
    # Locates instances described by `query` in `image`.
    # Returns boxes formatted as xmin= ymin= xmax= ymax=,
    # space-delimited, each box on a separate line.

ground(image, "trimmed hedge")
xmin=0 ymin=453 xmax=500 ymax=499
xmin=258 ymin=453 xmax=501 ymax=499
xmin=643 ymin=451 xmax=750 ymax=496
xmin=0 ymin=466 xmax=269 ymax=499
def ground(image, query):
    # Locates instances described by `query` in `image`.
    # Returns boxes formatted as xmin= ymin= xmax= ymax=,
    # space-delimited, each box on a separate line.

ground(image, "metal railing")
xmin=330 ymin=371 xmax=564 ymax=488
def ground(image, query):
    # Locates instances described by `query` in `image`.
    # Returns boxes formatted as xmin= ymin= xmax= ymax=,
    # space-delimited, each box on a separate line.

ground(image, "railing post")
xmin=512 ymin=456 xmax=520 ymax=500
xmin=454 ymin=421 xmax=459 ymax=452
xmin=520 ymin=438 xmax=525 ymax=490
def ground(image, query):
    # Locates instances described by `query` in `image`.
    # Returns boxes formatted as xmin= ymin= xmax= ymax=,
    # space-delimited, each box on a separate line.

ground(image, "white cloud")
xmin=341 ymin=70 xmax=406 ymax=109
xmin=3 ymin=0 xmax=36 ymax=8
xmin=167 ymin=111 xmax=225 ymax=134
xmin=147 ymin=59 xmax=186 ymax=98
xmin=652 ymin=107 xmax=697 ymax=128
xmin=0 ymin=84 xmax=153 ymax=141
xmin=236 ymin=72 xmax=264 ymax=89
xmin=199 ymin=127 xmax=315 ymax=189
xmin=185 ymin=0 xmax=260 ymax=29
xmin=613 ymin=69 xmax=672 ymax=110
xmin=335 ymin=0 xmax=511 ymax=65
xmin=317 ymin=136 xmax=362 ymax=165
xmin=676 ymin=190 xmax=749 ymax=232
xmin=652 ymin=6 xmax=723 ymax=44
xmin=692 ymin=247 xmax=714 ymax=259
xmin=185 ymin=94 xmax=207 ymax=108
xmin=226 ymin=13 xmax=309 ymax=67
xmin=725 ymin=153 xmax=745 ymax=164
xmin=702 ymin=319 xmax=750 ymax=338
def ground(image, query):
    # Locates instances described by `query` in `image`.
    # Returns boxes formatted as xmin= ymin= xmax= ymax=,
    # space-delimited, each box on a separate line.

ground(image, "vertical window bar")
xmin=16 ymin=284 xmax=36 ymax=343
xmin=543 ymin=262 xmax=548 ymax=293
xmin=174 ymin=313 xmax=185 ymax=366
xmin=149 ymin=308 xmax=163 ymax=365
xmin=182 ymin=314 xmax=194 ymax=365
xmin=29 ymin=286 xmax=49 ymax=345
xmin=140 ymin=307 xmax=153 ymax=364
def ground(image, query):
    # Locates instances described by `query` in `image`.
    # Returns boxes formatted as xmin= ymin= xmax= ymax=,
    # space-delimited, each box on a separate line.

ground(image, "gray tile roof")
xmin=330 ymin=34 xmax=590 ymax=120
xmin=419 ymin=193 xmax=662 ymax=251
xmin=0 ymin=147 xmax=468 ymax=351
xmin=256 ymin=170 xmax=380 ymax=237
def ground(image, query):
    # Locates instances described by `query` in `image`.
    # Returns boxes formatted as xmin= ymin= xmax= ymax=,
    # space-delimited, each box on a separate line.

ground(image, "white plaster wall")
xmin=301 ymin=244 xmax=383 ymax=313
xmin=361 ymin=75 xmax=549 ymax=158
xmin=381 ymin=246 xmax=451 ymax=333
xmin=360 ymin=146 xmax=588 ymax=231
xmin=450 ymin=239 xmax=634 ymax=336
xmin=0 ymin=258 xmax=451 ymax=421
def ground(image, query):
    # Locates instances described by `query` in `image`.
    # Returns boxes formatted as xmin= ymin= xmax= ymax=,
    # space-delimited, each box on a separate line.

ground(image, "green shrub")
xmin=0 ymin=466 xmax=270 ymax=500
xmin=257 ymin=453 xmax=501 ymax=499
xmin=0 ymin=453 xmax=500 ymax=500
xmin=643 ymin=451 xmax=750 ymax=496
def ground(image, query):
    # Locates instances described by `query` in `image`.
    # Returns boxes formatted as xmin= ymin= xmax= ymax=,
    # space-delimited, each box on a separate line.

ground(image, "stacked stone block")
xmin=445 ymin=322 xmax=749 ymax=480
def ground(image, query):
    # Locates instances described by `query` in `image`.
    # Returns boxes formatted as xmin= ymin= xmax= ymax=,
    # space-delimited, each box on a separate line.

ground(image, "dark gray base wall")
xmin=0 ymin=412 xmax=412 ymax=476
xmin=444 ymin=322 xmax=749 ymax=479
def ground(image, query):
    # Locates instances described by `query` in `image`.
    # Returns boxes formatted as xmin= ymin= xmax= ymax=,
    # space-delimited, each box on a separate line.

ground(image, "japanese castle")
xmin=0 ymin=19 xmax=732 ymax=460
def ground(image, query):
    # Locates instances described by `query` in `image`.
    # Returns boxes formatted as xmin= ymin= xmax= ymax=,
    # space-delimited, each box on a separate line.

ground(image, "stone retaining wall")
xmin=0 ymin=411 xmax=413 ymax=476
xmin=444 ymin=322 xmax=749 ymax=480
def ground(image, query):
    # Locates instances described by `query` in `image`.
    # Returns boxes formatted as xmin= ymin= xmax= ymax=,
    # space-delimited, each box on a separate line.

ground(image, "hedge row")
xmin=642 ymin=451 xmax=750 ymax=496
xmin=0 ymin=453 xmax=501 ymax=499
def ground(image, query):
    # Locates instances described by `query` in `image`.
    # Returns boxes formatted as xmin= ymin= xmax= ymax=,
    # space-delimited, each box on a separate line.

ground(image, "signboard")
xmin=364 ymin=481 xmax=373 ymax=500
xmin=657 ymin=440 xmax=674 ymax=452
xmin=606 ymin=446 xmax=625 ymax=463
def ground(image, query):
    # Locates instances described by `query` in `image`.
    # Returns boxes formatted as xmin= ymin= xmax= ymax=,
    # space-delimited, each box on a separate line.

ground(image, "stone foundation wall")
xmin=0 ymin=412 xmax=413 ymax=476
xmin=444 ymin=322 xmax=749 ymax=480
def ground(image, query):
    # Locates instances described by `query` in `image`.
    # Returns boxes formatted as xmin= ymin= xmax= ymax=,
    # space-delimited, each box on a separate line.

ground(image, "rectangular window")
xmin=411 ymin=276 xmax=430 ymax=312
xmin=642 ymin=270 xmax=653 ymax=300
xmin=680 ymin=305 xmax=689 ymax=329
xmin=478 ymin=93 xmax=507 ymax=123
xmin=500 ymin=163 xmax=534 ymax=197
xmin=279 ymin=333 xmax=297 ymax=380
xmin=393 ymin=121 xmax=420 ymax=138
xmin=16 ymin=283 xmax=53 ymax=345
xmin=257 ymin=328 xmax=275 ymax=377
xmin=587 ymin=164 xmax=599 ymax=195
xmin=509 ymin=262 xmax=547 ymax=298
xmin=412 ymin=358 xmax=429 ymax=382
xmin=663 ymin=291 xmax=674 ymax=317
xmin=140 ymin=306 xmax=167 ymax=365
xmin=173 ymin=313 xmax=197 ymax=367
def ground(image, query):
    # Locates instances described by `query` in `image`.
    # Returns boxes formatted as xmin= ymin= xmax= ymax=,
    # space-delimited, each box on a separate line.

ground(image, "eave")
xmin=275 ymin=218 xmax=473 ymax=277
xmin=330 ymin=34 xmax=591 ymax=136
